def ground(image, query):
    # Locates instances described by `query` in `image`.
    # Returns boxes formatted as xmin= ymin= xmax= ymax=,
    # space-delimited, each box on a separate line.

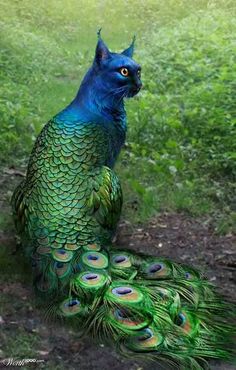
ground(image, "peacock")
xmin=12 ymin=31 xmax=235 ymax=369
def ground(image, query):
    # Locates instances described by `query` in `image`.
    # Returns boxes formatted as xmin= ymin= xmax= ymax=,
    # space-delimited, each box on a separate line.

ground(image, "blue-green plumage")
xmin=11 ymin=32 xmax=235 ymax=369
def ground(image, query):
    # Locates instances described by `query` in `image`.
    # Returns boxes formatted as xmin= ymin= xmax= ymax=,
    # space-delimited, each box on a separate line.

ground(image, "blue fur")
xmin=56 ymin=34 xmax=142 ymax=166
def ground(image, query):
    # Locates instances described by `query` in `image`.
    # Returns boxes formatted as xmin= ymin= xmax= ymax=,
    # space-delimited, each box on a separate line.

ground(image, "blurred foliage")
xmin=0 ymin=0 xmax=235 ymax=230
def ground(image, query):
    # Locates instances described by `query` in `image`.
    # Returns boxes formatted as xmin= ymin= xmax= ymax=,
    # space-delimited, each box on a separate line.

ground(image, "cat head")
xmin=92 ymin=31 xmax=142 ymax=99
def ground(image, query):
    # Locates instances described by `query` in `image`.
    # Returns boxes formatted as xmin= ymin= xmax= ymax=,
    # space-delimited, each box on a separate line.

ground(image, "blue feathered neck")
xmin=57 ymin=65 xmax=126 ymax=125
xmin=56 ymin=34 xmax=141 ymax=127
xmin=54 ymin=34 xmax=142 ymax=167
xmin=76 ymin=65 xmax=126 ymax=122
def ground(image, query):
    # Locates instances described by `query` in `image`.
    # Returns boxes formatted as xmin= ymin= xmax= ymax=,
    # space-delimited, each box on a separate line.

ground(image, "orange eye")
xmin=120 ymin=67 xmax=129 ymax=77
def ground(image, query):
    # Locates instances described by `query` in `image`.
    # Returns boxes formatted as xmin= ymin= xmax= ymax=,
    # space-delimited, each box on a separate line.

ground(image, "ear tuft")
xmin=97 ymin=28 xmax=102 ymax=39
xmin=121 ymin=35 xmax=136 ymax=58
xmin=95 ymin=31 xmax=110 ymax=64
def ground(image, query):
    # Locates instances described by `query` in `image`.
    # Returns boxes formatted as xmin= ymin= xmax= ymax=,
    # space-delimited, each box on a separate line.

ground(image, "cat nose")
xmin=135 ymin=82 xmax=142 ymax=93
xmin=138 ymin=82 xmax=143 ymax=89
xmin=136 ymin=81 xmax=142 ymax=90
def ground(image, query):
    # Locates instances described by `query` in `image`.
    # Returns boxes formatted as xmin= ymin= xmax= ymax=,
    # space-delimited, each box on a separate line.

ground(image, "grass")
xmin=0 ymin=0 xmax=235 ymax=232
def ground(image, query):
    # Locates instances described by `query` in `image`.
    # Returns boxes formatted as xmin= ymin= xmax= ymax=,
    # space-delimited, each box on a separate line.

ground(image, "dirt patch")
xmin=0 ymin=170 xmax=235 ymax=370
xmin=117 ymin=214 xmax=236 ymax=299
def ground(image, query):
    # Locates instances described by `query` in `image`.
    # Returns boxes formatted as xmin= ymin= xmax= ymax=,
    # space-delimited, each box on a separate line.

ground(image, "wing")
xmin=87 ymin=165 xmax=122 ymax=233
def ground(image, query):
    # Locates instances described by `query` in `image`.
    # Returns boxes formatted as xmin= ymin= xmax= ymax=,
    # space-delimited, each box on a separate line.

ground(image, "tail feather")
xmin=33 ymin=244 xmax=236 ymax=369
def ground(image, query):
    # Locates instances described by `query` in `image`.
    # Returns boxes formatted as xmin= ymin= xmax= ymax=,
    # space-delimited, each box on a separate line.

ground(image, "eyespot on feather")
xmin=111 ymin=253 xmax=132 ymax=268
xmin=75 ymin=271 xmax=108 ymax=290
xmin=59 ymin=298 xmax=82 ymax=316
xmin=50 ymin=261 xmax=71 ymax=278
xmin=142 ymin=260 xmax=172 ymax=279
xmin=111 ymin=308 xmax=148 ymax=330
xmin=183 ymin=268 xmax=200 ymax=281
xmin=81 ymin=251 xmax=108 ymax=269
xmin=52 ymin=249 xmax=73 ymax=262
xmin=106 ymin=283 xmax=143 ymax=304
xmin=175 ymin=310 xmax=199 ymax=336
xmin=125 ymin=327 xmax=163 ymax=351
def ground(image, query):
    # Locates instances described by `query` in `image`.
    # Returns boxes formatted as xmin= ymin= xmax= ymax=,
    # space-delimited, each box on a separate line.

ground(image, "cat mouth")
xmin=133 ymin=87 xmax=141 ymax=94
xmin=126 ymin=86 xmax=141 ymax=98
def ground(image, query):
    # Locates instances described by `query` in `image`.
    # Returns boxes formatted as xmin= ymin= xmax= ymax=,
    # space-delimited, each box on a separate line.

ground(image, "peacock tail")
xmin=11 ymin=33 xmax=235 ymax=370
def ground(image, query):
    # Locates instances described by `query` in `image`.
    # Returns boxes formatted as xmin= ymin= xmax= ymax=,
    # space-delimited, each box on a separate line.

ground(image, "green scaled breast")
xmin=12 ymin=117 xmax=122 ymax=296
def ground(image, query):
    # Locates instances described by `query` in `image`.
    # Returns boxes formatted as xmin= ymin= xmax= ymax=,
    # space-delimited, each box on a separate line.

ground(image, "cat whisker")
xmin=103 ymin=86 xmax=128 ymax=101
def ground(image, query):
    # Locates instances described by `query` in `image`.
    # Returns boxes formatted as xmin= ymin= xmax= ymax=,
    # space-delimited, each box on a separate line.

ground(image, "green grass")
xmin=0 ymin=0 xmax=235 ymax=231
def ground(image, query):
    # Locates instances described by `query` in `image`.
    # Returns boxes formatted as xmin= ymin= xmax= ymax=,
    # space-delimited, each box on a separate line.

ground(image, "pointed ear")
xmin=121 ymin=35 xmax=136 ymax=58
xmin=95 ymin=29 xmax=111 ymax=64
